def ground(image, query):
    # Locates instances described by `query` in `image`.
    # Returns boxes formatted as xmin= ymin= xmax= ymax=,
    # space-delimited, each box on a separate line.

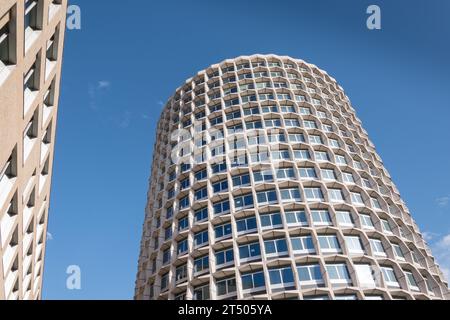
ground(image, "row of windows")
xmin=173 ymin=186 xmax=388 ymax=214
xmin=154 ymin=261 xmax=433 ymax=299
xmin=157 ymin=226 xmax=421 ymax=269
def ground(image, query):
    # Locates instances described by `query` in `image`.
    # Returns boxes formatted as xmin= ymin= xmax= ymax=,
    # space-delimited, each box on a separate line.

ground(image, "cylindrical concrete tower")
xmin=135 ymin=54 xmax=448 ymax=300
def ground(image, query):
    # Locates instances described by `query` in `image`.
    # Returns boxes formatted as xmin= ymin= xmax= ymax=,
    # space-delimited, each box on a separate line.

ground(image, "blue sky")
xmin=43 ymin=0 xmax=450 ymax=299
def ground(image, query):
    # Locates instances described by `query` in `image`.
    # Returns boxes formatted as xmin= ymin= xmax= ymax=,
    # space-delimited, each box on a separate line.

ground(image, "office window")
xmin=269 ymin=267 xmax=294 ymax=288
xmin=261 ymin=105 xmax=278 ymax=113
xmin=328 ymin=188 xmax=344 ymax=202
xmin=381 ymin=219 xmax=393 ymax=234
xmin=0 ymin=149 xmax=17 ymax=205
xmin=194 ymin=230 xmax=209 ymax=248
xmin=232 ymin=173 xmax=250 ymax=187
xmin=304 ymin=187 xmax=324 ymax=201
xmin=215 ymin=248 xmax=234 ymax=267
xmin=264 ymin=238 xmax=288 ymax=256
xmin=299 ymin=167 xmax=317 ymax=179
xmin=371 ymin=197 xmax=382 ymax=210
xmin=256 ymin=189 xmax=277 ymax=205
xmin=350 ymin=192 xmax=364 ymax=205
xmin=276 ymin=167 xmax=295 ymax=180
xmin=329 ymin=139 xmax=340 ymax=148
xmin=280 ymin=188 xmax=301 ymax=202
xmin=164 ymin=226 xmax=172 ymax=240
xmin=369 ymin=238 xmax=386 ymax=256
xmin=381 ymin=266 xmax=400 ymax=287
xmin=160 ymin=272 xmax=169 ymax=291
xmin=193 ymin=284 xmax=210 ymax=300
xmin=285 ymin=210 xmax=307 ymax=226
xmin=193 ymin=255 xmax=209 ymax=273
xmin=272 ymin=150 xmax=290 ymax=160
xmin=321 ymin=169 xmax=336 ymax=180
xmin=288 ymin=133 xmax=305 ymax=143
xmin=194 ymin=207 xmax=208 ymax=223
xmin=195 ymin=187 xmax=207 ymax=200
xmin=318 ymin=235 xmax=341 ymax=253
xmin=303 ymin=120 xmax=317 ymax=129
xmin=291 ymin=236 xmax=315 ymax=254
xmin=345 ymin=236 xmax=364 ymax=254
xmin=217 ymin=277 xmax=236 ymax=297
xmin=178 ymin=216 xmax=188 ymax=231
xmin=354 ymin=264 xmax=376 ymax=288
xmin=175 ymin=264 xmax=188 ymax=282
xmin=212 ymin=179 xmax=228 ymax=193
xmin=234 ymin=193 xmax=254 ymax=209
xmin=180 ymin=177 xmax=190 ymax=190
xmin=260 ymin=212 xmax=282 ymax=229
xmin=177 ymin=239 xmax=188 ymax=255
xmin=309 ymin=135 xmax=322 ymax=145
xmin=311 ymin=210 xmax=331 ymax=226
xmin=362 ymin=178 xmax=371 ymax=188
xmin=162 ymin=248 xmax=171 ymax=265
xmin=293 ymin=149 xmax=311 ymax=160
xmin=360 ymin=214 xmax=374 ymax=229
xmin=335 ymin=155 xmax=347 ymax=165
xmin=405 ymin=271 xmax=419 ymax=291
xmin=315 ymin=151 xmax=329 ymax=162
xmin=299 ymin=107 xmax=311 ymax=115
xmin=342 ymin=172 xmax=355 ymax=184
xmin=326 ymin=264 xmax=352 ymax=284
xmin=214 ymin=223 xmax=232 ymax=240
xmin=253 ymin=170 xmax=273 ymax=183
xmin=179 ymin=196 xmax=190 ymax=209
xmin=239 ymin=242 xmax=261 ymax=261
xmin=236 ymin=216 xmax=257 ymax=234
xmin=297 ymin=264 xmax=323 ymax=285
xmin=336 ymin=211 xmax=353 ymax=226
xmin=241 ymin=271 xmax=265 ymax=291
xmin=195 ymin=169 xmax=207 ymax=181
xmin=284 ymin=118 xmax=300 ymax=127
xmin=392 ymin=244 xmax=405 ymax=261
xmin=213 ymin=199 xmax=230 ymax=215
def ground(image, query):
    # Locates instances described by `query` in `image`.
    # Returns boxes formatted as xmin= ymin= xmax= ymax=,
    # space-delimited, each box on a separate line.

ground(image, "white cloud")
xmin=436 ymin=196 xmax=450 ymax=207
xmin=157 ymin=100 xmax=164 ymax=106
xmin=47 ymin=232 xmax=54 ymax=240
xmin=423 ymin=231 xmax=440 ymax=242
xmin=430 ymin=233 xmax=450 ymax=282
xmin=97 ymin=80 xmax=111 ymax=89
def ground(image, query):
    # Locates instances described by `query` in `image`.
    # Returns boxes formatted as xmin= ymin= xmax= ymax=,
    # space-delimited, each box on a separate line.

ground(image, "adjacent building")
xmin=0 ymin=0 xmax=67 ymax=300
xmin=135 ymin=54 xmax=449 ymax=300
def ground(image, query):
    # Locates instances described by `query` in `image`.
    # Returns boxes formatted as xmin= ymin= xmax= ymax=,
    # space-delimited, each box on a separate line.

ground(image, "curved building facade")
xmin=135 ymin=54 xmax=449 ymax=300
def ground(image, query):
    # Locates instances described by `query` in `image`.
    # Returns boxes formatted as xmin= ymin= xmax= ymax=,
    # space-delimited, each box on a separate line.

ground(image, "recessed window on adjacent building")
xmin=175 ymin=264 xmax=187 ymax=283
xmin=279 ymin=188 xmax=301 ymax=202
xmin=24 ymin=54 xmax=41 ymax=115
xmin=0 ymin=148 xmax=17 ymax=208
xmin=264 ymin=238 xmax=288 ymax=257
xmin=24 ymin=0 xmax=43 ymax=51
xmin=369 ymin=238 xmax=386 ymax=257
xmin=23 ymin=110 xmax=39 ymax=163
xmin=0 ymin=6 xmax=16 ymax=83
xmin=405 ymin=271 xmax=420 ymax=292
xmin=45 ymin=25 xmax=60 ymax=79
xmin=328 ymin=188 xmax=344 ymax=202
xmin=48 ymin=0 xmax=62 ymax=22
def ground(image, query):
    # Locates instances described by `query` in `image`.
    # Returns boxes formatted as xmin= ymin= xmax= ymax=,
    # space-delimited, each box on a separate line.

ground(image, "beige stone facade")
xmin=0 ymin=0 xmax=67 ymax=300
xmin=135 ymin=54 xmax=449 ymax=300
